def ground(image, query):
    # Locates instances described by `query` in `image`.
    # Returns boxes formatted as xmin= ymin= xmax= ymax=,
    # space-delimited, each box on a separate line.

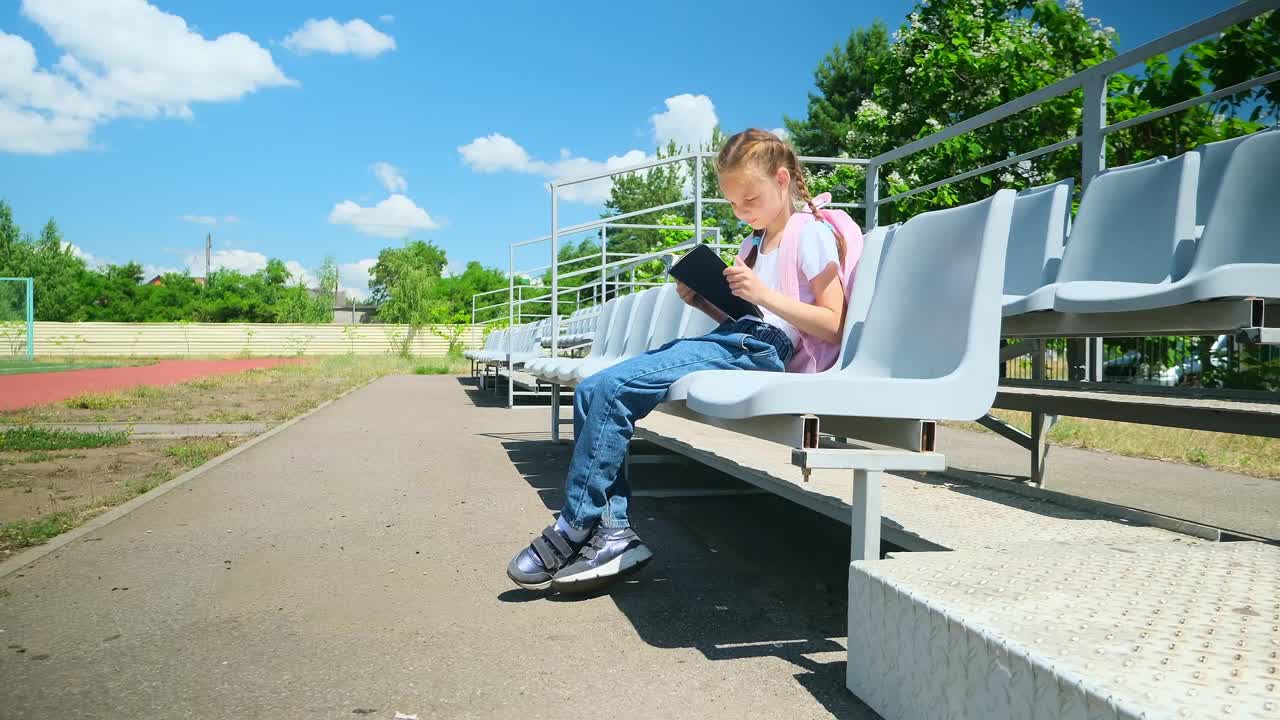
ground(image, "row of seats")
xmin=525 ymin=284 xmax=721 ymax=383
xmin=528 ymin=185 xmax=1013 ymax=422
xmin=502 ymin=126 xmax=1276 ymax=425
xmin=540 ymin=307 xmax=599 ymax=348
xmin=464 ymin=318 xmax=549 ymax=365
xmin=1002 ymin=127 xmax=1279 ymax=317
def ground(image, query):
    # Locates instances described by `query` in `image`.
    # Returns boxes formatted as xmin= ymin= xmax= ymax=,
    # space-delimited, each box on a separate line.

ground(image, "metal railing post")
xmin=694 ymin=154 xmax=704 ymax=245
xmin=507 ymin=243 xmax=515 ymax=408
xmin=25 ymin=278 xmax=34 ymax=361
xmin=550 ymin=185 xmax=559 ymax=358
xmin=864 ymin=163 xmax=880 ymax=229
xmin=600 ymin=226 xmax=608 ymax=302
xmin=1081 ymin=74 xmax=1109 ymax=381
xmin=1081 ymin=74 xmax=1108 ymax=189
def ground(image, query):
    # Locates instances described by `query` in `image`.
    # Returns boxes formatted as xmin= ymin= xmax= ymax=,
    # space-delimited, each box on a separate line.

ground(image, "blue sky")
xmin=0 ymin=0 xmax=1241 ymax=296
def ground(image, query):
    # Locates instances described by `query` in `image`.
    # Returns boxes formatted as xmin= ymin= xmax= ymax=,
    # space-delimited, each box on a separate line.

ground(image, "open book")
xmin=668 ymin=244 xmax=763 ymax=321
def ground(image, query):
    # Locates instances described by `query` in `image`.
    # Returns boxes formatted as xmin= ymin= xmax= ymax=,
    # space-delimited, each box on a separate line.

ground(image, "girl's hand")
xmin=675 ymin=280 xmax=701 ymax=307
xmin=724 ymin=257 xmax=769 ymax=304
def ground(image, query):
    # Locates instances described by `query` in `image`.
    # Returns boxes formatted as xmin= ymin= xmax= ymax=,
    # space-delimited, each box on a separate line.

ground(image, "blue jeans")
xmin=560 ymin=318 xmax=793 ymax=531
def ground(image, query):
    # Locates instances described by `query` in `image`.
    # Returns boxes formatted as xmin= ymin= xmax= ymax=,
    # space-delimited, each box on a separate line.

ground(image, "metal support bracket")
xmin=791 ymin=447 xmax=945 ymax=562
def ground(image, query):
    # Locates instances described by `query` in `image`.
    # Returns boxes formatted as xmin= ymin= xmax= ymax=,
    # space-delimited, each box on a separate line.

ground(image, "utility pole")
xmin=205 ymin=233 xmax=212 ymax=284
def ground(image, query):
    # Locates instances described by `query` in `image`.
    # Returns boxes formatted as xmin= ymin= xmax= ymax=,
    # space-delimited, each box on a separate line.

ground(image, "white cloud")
xmin=0 ymin=102 xmax=95 ymax=154
xmin=771 ymin=127 xmax=790 ymax=141
xmin=651 ymin=94 xmax=718 ymax=150
xmin=441 ymin=260 xmax=466 ymax=279
xmin=458 ymin=93 xmax=721 ymax=205
xmin=458 ymin=132 xmax=649 ymax=204
xmin=223 ymin=214 xmax=240 ymax=224
xmin=142 ymin=263 xmax=181 ymax=279
xmin=61 ymin=240 xmax=108 ymax=269
xmin=283 ymin=18 xmax=395 ymax=59
xmin=179 ymin=214 xmax=218 ymax=225
xmin=339 ymin=258 xmax=376 ymax=299
xmin=284 ymin=260 xmax=316 ymax=288
xmin=173 ymin=246 xmax=328 ymax=286
xmin=458 ymin=133 xmax=535 ymax=173
xmin=379 ymin=14 xmax=394 ymax=24
xmin=186 ymin=248 xmax=268 ymax=275
xmin=542 ymin=149 xmax=650 ymax=204
xmin=372 ymin=161 xmax=407 ymax=193
xmin=328 ymin=194 xmax=439 ymax=238
xmin=1 ymin=0 xmax=294 ymax=154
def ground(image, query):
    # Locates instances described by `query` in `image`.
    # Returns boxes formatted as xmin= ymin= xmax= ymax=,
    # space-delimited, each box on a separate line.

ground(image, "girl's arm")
xmin=676 ymin=280 xmax=730 ymax=324
xmin=724 ymin=258 xmax=844 ymax=345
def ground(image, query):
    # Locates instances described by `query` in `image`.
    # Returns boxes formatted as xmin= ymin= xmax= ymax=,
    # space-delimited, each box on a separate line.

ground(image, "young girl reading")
xmin=508 ymin=128 xmax=861 ymax=593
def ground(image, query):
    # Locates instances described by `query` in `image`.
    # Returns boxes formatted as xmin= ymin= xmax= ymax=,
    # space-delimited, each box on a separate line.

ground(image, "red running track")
xmin=0 ymin=358 xmax=301 ymax=411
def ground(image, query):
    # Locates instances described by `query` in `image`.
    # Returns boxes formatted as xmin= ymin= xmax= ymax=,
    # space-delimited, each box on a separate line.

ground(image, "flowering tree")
xmin=802 ymin=0 xmax=1275 ymax=223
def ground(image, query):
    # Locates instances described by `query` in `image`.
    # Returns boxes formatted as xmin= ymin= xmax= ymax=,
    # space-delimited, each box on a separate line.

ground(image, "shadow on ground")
xmin=484 ymin=430 xmax=878 ymax=720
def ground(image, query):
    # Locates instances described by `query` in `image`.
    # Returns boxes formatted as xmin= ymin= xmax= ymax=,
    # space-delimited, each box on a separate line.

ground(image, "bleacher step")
xmin=849 ymin=541 xmax=1280 ymax=719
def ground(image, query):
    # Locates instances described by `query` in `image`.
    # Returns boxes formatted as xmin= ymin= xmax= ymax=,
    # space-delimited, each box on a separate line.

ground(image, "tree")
xmin=0 ymin=200 xmax=19 ymax=271
xmin=0 ymin=215 xmax=91 ymax=321
xmin=801 ymin=2 xmax=1277 ymax=223
xmin=368 ymin=240 xmax=448 ymax=305
xmin=425 ymin=261 xmax=511 ymax=324
xmin=784 ymin=21 xmax=893 ymax=157
xmin=262 ymin=258 xmax=291 ymax=287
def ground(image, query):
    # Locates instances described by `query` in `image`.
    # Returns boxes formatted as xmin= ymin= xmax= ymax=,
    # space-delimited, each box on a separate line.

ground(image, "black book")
xmin=668 ymin=244 xmax=762 ymax=321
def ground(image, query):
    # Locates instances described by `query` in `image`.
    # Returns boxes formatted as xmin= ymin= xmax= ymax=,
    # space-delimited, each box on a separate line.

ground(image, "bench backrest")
xmin=1192 ymin=129 xmax=1280 ymax=270
xmin=1004 ymin=179 xmax=1072 ymax=295
xmin=1058 ymin=153 xmax=1199 ymax=285
xmin=845 ymin=189 xmax=1015 ymax=382
xmin=647 ymin=284 xmax=686 ymax=349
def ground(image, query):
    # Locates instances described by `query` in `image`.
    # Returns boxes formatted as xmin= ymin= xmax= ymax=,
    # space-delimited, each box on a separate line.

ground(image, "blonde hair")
xmin=715 ymin=128 xmax=846 ymax=263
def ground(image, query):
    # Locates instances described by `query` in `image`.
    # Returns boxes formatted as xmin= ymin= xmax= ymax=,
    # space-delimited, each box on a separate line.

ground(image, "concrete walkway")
xmin=937 ymin=426 xmax=1280 ymax=540
xmin=0 ymin=376 xmax=875 ymax=720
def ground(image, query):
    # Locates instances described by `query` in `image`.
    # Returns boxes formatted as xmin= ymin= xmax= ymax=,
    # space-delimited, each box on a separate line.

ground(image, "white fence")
xmin=21 ymin=322 xmax=486 ymax=357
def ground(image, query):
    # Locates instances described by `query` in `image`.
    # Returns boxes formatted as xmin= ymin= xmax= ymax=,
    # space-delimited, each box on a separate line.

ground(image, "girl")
xmin=508 ymin=128 xmax=853 ymax=593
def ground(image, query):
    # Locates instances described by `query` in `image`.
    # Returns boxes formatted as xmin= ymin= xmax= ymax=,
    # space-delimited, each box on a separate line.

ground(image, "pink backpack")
xmin=735 ymin=192 xmax=864 ymax=373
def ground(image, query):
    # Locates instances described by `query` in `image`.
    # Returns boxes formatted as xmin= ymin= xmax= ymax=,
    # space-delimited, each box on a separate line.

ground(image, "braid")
xmin=790 ymin=155 xmax=846 ymax=263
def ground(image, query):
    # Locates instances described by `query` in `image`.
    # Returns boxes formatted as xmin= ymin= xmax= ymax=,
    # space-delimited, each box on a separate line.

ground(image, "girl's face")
xmin=719 ymin=167 xmax=790 ymax=230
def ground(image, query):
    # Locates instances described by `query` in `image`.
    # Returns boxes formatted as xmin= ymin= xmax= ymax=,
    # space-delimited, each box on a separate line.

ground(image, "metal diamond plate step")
xmin=849 ymin=541 xmax=1280 ymax=719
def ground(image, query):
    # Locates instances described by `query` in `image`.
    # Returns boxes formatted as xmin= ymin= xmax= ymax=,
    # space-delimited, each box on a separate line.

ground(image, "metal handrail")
xmin=864 ymin=0 xmax=1280 ymax=226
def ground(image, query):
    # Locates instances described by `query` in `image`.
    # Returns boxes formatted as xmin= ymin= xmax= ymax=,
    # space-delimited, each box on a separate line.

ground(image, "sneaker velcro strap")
xmin=541 ymin=527 xmax=575 ymax=560
xmin=531 ymin=536 xmax=562 ymax=570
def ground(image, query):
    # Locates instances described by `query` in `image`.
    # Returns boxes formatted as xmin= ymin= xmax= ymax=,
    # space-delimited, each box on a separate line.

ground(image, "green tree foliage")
xmin=426 ymin=261 xmax=511 ymax=324
xmin=0 ymin=209 xmax=90 ymax=322
xmin=368 ymin=240 xmax=448 ymax=305
xmin=798 ymin=2 xmax=1277 ymax=223
xmin=0 ymin=200 xmax=365 ymax=325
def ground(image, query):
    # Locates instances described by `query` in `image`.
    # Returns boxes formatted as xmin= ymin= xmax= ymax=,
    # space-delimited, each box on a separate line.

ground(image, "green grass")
xmin=0 ymin=358 xmax=150 ymax=376
xmin=0 ymin=426 xmax=129 ymax=451
xmin=165 ymin=438 xmax=236 ymax=468
xmin=953 ymin=409 xmax=1280 ymax=478
xmin=0 ymin=437 xmax=244 ymax=553
xmin=413 ymin=363 xmax=451 ymax=375
xmin=63 ymin=392 xmax=130 ymax=410
xmin=0 ymin=511 xmax=79 ymax=551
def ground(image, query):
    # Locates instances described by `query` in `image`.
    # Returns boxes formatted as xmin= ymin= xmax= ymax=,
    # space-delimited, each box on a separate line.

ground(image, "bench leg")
xmin=550 ymin=383 xmax=561 ymax=442
xmin=1030 ymin=411 xmax=1058 ymax=488
xmin=851 ymin=469 xmax=882 ymax=562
